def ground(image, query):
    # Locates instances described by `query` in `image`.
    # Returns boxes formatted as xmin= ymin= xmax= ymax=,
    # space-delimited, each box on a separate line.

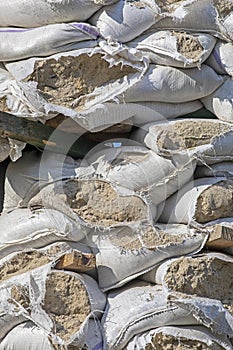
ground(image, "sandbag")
xmin=3 ymin=150 xmax=82 ymax=213
xmin=0 ymin=23 xmax=99 ymax=62
xmin=0 ymin=266 xmax=106 ymax=347
xmin=62 ymin=100 xmax=203 ymax=131
xmin=0 ymin=0 xmax=118 ymax=27
xmin=89 ymin=0 xmax=159 ymax=43
xmin=87 ymin=223 xmax=207 ymax=291
xmin=195 ymin=161 xmax=233 ymax=178
xmin=128 ymin=31 xmax=216 ymax=68
xmin=86 ymin=144 xmax=196 ymax=206
xmin=150 ymin=0 xmax=233 ymax=42
xmin=0 ymin=319 xmax=103 ymax=350
xmin=159 ymin=177 xmax=233 ymax=225
xmin=5 ymin=45 xmax=147 ymax=128
xmin=206 ymin=40 xmax=233 ymax=76
xmin=155 ymin=253 xmax=233 ymax=315
xmin=133 ymin=118 xmax=233 ymax=164
xmin=202 ymin=77 xmax=233 ymax=123
xmin=102 ymin=282 xmax=199 ymax=350
xmin=0 ymin=208 xmax=87 ymax=259
xmin=0 ymin=241 xmax=96 ymax=284
xmin=28 ymin=177 xmax=156 ymax=230
xmin=121 ymin=64 xmax=223 ymax=103
xmin=126 ymin=325 xmax=233 ymax=350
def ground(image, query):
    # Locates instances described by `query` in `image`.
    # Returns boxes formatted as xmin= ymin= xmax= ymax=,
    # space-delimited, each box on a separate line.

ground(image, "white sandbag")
xmin=0 ymin=319 xmax=103 ymax=350
xmin=137 ymin=118 xmax=233 ymax=164
xmin=28 ymin=177 xmax=156 ymax=230
xmin=195 ymin=162 xmax=233 ymax=178
xmin=206 ymin=40 xmax=233 ymax=76
xmin=89 ymin=0 xmax=159 ymax=43
xmin=202 ymin=77 xmax=233 ymax=122
xmin=159 ymin=177 xmax=233 ymax=224
xmin=3 ymin=150 xmax=81 ymax=213
xmin=0 ymin=208 xmax=87 ymax=259
xmin=0 ymin=241 xmax=96 ymax=284
xmin=121 ymin=64 xmax=224 ymax=103
xmin=126 ymin=325 xmax=233 ymax=350
xmin=0 ymin=266 xmax=106 ymax=347
xmin=150 ymin=0 xmax=233 ymax=42
xmin=170 ymin=293 xmax=233 ymax=339
xmin=86 ymin=145 xmax=196 ymax=206
xmin=0 ymin=0 xmax=118 ymax=27
xmin=5 ymin=45 xmax=148 ymax=128
xmin=66 ymin=100 xmax=203 ymax=131
xmin=87 ymin=223 xmax=207 ymax=291
xmin=155 ymin=253 xmax=233 ymax=317
xmin=0 ymin=23 xmax=99 ymax=62
xmin=128 ymin=31 xmax=216 ymax=68
xmin=102 ymin=282 xmax=200 ymax=350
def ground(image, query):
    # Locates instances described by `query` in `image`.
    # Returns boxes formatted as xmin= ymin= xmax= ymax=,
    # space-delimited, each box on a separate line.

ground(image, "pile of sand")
xmin=65 ymin=179 xmax=148 ymax=227
xmin=157 ymin=120 xmax=231 ymax=151
xmin=195 ymin=180 xmax=233 ymax=223
xmin=163 ymin=255 xmax=233 ymax=314
xmin=173 ymin=32 xmax=203 ymax=60
xmin=24 ymin=53 xmax=136 ymax=110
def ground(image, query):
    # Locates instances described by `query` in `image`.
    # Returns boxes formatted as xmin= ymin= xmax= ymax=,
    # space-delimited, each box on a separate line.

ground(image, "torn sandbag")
xmin=0 ymin=208 xmax=88 ymax=259
xmin=0 ymin=266 xmax=106 ymax=347
xmin=133 ymin=118 xmax=233 ymax=164
xmin=3 ymin=150 xmax=82 ymax=213
xmin=126 ymin=325 xmax=233 ymax=350
xmin=159 ymin=177 xmax=233 ymax=225
xmin=86 ymin=223 xmax=207 ymax=291
xmin=127 ymin=31 xmax=216 ymax=68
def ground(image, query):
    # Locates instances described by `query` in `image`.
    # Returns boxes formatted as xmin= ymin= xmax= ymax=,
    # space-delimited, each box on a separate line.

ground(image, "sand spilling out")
xmin=0 ymin=96 xmax=10 ymax=113
xmin=145 ymin=332 xmax=224 ymax=350
xmin=156 ymin=0 xmax=184 ymax=12
xmin=43 ymin=272 xmax=91 ymax=342
xmin=111 ymin=152 xmax=149 ymax=167
xmin=164 ymin=255 xmax=233 ymax=314
xmin=10 ymin=285 xmax=30 ymax=312
xmin=214 ymin=0 xmax=233 ymax=18
xmin=24 ymin=53 xmax=136 ymax=109
xmin=110 ymin=225 xmax=184 ymax=250
xmin=195 ymin=180 xmax=233 ymax=223
xmin=0 ymin=245 xmax=65 ymax=283
xmin=173 ymin=32 xmax=203 ymax=60
xmin=157 ymin=120 xmax=231 ymax=151
xmin=64 ymin=179 xmax=148 ymax=227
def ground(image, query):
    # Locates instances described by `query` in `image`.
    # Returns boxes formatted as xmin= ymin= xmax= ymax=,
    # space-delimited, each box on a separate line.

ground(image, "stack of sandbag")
xmin=0 ymin=0 xmax=233 ymax=349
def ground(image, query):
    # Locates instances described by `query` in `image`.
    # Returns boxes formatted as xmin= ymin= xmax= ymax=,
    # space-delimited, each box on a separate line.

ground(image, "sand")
xmin=110 ymin=225 xmax=184 ymax=250
xmin=24 ymin=53 xmax=136 ymax=110
xmin=214 ymin=0 xmax=233 ymax=18
xmin=0 ymin=245 xmax=65 ymax=283
xmin=173 ymin=32 xmax=203 ymax=60
xmin=156 ymin=0 xmax=184 ymax=12
xmin=164 ymin=255 xmax=233 ymax=314
xmin=157 ymin=120 xmax=231 ymax=151
xmin=43 ymin=272 xmax=91 ymax=342
xmin=145 ymin=332 xmax=224 ymax=350
xmin=195 ymin=180 xmax=233 ymax=223
xmin=64 ymin=179 xmax=148 ymax=227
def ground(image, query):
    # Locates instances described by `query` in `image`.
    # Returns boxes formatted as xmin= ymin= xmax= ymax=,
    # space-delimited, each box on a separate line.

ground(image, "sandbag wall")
xmin=0 ymin=0 xmax=233 ymax=349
